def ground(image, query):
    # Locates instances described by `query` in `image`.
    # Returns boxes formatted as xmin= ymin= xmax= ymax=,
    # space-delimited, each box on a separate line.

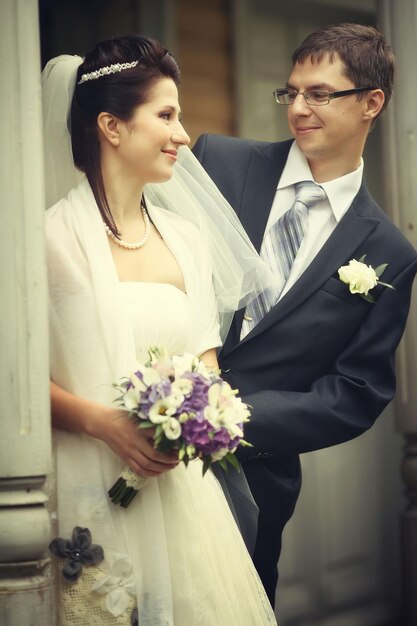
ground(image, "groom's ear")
xmin=97 ymin=112 xmax=120 ymax=147
xmin=363 ymin=89 xmax=385 ymax=121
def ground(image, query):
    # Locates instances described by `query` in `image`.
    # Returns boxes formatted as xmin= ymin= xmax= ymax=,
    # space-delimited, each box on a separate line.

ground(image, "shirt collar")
xmin=278 ymin=142 xmax=364 ymax=223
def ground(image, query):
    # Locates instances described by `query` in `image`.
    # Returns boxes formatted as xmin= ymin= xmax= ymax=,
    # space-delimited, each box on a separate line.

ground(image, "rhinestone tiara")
xmin=77 ymin=61 xmax=139 ymax=85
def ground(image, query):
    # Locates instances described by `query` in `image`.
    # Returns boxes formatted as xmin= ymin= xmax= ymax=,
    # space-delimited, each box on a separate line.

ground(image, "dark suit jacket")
xmin=193 ymin=133 xmax=417 ymax=597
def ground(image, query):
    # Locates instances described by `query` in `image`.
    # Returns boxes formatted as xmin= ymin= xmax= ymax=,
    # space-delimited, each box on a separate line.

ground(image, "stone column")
xmin=378 ymin=2 xmax=417 ymax=624
xmin=0 ymin=0 xmax=53 ymax=624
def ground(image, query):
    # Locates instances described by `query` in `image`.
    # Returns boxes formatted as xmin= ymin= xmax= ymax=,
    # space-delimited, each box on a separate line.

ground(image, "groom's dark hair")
xmin=291 ymin=23 xmax=394 ymax=116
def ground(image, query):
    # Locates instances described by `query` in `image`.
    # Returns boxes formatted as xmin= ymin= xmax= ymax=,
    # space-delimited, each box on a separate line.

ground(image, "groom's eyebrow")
xmin=286 ymin=80 xmax=334 ymax=90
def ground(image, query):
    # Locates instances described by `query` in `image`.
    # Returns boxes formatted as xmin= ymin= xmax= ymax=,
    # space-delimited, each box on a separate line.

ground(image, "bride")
xmin=43 ymin=34 xmax=277 ymax=625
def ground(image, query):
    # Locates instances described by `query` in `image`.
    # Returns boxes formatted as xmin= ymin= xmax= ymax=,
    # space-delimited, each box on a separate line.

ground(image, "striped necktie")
xmin=241 ymin=180 xmax=326 ymax=338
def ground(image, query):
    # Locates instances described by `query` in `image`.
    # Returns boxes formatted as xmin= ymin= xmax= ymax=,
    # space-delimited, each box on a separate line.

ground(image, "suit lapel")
xmin=237 ymin=141 xmax=293 ymax=252
xmin=224 ymin=181 xmax=381 ymax=354
xmin=222 ymin=141 xmax=292 ymax=353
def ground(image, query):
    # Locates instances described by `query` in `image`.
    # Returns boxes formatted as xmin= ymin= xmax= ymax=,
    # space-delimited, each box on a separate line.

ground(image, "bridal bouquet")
xmin=108 ymin=346 xmax=251 ymax=507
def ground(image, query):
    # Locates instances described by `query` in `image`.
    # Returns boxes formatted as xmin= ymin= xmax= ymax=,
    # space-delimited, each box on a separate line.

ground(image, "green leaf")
xmin=138 ymin=421 xmax=154 ymax=429
xmin=218 ymin=458 xmax=228 ymax=472
xmin=202 ymin=457 xmax=212 ymax=475
xmin=374 ymin=263 xmax=388 ymax=278
xmin=358 ymin=254 xmax=366 ymax=263
xmin=378 ymin=281 xmax=395 ymax=290
xmin=226 ymin=453 xmax=241 ymax=472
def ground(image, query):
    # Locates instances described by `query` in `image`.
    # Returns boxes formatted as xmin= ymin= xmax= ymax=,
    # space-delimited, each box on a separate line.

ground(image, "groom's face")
xmin=286 ymin=53 xmax=370 ymax=179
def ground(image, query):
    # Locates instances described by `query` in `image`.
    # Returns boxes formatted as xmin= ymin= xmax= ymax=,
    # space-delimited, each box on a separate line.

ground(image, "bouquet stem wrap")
xmin=108 ymin=469 xmax=148 ymax=508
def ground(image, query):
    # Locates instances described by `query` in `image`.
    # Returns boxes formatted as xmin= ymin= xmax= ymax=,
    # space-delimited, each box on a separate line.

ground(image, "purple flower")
xmin=158 ymin=380 xmax=172 ymax=397
xmin=203 ymin=435 xmax=229 ymax=455
xmin=213 ymin=428 xmax=231 ymax=447
xmin=182 ymin=417 xmax=212 ymax=448
xmin=229 ymin=433 xmax=242 ymax=450
xmin=181 ymin=420 xmax=237 ymax=456
xmin=181 ymin=373 xmax=210 ymax=412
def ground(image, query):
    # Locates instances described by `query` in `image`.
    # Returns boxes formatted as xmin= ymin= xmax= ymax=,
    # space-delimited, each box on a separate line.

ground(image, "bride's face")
xmin=117 ymin=77 xmax=190 ymax=184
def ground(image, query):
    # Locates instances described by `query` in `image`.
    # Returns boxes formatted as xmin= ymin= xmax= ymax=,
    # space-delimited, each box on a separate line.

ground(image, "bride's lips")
xmin=161 ymin=149 xmax=177 ymax=160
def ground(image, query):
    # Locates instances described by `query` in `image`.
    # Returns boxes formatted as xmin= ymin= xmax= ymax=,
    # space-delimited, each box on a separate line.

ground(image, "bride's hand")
xmin=50 ymin=382 xmax=178 ymax=478
xmin=99 ymin=408 xmax=179 ymax=477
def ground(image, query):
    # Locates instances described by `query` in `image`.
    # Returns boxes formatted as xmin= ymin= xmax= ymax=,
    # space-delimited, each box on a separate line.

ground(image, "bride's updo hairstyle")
xmin=71 ymin=35 xmax=181 ymax=236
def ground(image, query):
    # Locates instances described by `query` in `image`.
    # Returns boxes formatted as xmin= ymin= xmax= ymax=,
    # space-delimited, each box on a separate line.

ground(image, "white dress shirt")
xmin=241 ymin=142 xmax=364 ymax=338
xmin=267 ymin=141 xmax=364 ymax=300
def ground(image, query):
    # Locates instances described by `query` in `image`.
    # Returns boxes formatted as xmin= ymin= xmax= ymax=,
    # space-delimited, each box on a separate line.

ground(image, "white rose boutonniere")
xmin=338 ymin=255 xmax=395 ymax=303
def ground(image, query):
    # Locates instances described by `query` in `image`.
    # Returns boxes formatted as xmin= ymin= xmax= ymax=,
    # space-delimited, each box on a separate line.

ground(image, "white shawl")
xmin=46 ymin=178 xmax=221 ymax=623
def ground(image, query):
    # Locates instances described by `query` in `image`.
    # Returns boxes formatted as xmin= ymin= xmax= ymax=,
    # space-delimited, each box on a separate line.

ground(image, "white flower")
xmin=338 ymin=259 xmax=378 ymax=296
xmin=142 ymin=366 xmax=162 ymax=387
xmin=148 ymin=345 xmax=169 ymax=361
xmin=204 ymin=404 xmax=222 ymax=428
xmin=162 ymin=417 xmax=182 ymax=440
xmin=220 ymin=406 xmax=239 ymax=426
xmin=211 ymin=449 xmax=228 ymax=462
xmin=194 ymin=359 xmax=213 ymax=377
xmin=172 ymin=353 xmax=199 ymax=377
xmin=148 ymin=347 xmax=174 ymax=379
xmin=148 ymin=392 xmax=183 ymax=424
xmin=208 ymin=382 xmax=222 ymax=406
xmin=129 ymin=371 xmax=147 ymax=391
xmin=218 ymin=382 xmax=236 ymax=400
xmin=230 ymin=397 xmax=251 ymax=423
xmin=227 ymin=422 xmax=244 ymax=438
xmin=91 ymin=558 xmax=136 ymax=617
xmin=171 ymin=377 xmax=193 ymax=395
xmin=165 ymin=391 xmax=185 ymax=409
xmin=123 ymin=385 xmax=140 ymax=411
xmin=148 ymin=399 xmax=172 ymax=424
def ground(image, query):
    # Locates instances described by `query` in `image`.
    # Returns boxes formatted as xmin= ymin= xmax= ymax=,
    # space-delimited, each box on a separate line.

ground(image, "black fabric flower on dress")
xmin=49 ymin=526 xmax=104 ymax=583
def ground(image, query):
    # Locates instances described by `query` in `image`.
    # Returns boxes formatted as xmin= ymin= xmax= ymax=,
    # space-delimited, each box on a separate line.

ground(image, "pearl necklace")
xmin=104 ymin=204 xmax=151 ymax=250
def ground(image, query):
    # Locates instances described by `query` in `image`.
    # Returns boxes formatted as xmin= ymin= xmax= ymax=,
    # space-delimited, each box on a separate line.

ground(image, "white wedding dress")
xmin=46 ymin=179 xmax=277 ymax=626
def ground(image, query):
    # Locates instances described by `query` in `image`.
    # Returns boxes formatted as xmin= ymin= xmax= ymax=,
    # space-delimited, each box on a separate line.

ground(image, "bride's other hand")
xmin=50 ymin=381 xmax=178 ymax=476
xmin=199 ymin=347 xmax=219 ymax=370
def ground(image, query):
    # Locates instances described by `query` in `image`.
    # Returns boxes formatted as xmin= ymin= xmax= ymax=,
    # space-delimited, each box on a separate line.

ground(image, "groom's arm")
xmin=192 ymin=133 xmax=263 ymax=214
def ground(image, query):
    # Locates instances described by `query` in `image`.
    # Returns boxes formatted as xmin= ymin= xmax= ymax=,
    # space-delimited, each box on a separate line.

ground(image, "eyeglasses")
xmin=273 ymin=87 xmax=377 ymax=106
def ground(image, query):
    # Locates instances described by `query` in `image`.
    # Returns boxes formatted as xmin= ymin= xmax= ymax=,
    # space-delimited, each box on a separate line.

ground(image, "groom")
xmin=193 ymin=23 xmax=417 ymax=606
